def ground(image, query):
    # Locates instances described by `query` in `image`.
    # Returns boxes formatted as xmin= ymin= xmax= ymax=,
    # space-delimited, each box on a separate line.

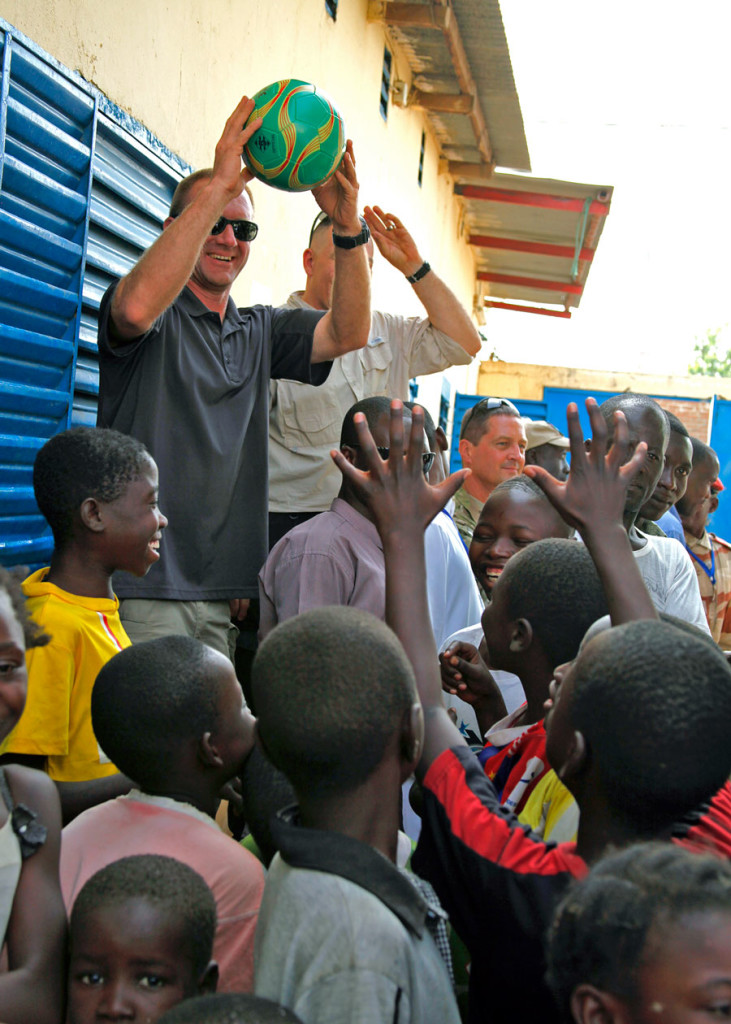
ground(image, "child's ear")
xmin=571 ymin=983 xmax=629 ymax=1024
xmin=79 ymin=497 xmax=105 ymax=533
xmin=509 ymin=618 xmax=533 ymax=653
xmin=558 ymin=730 xmax=587 ymax=784
xmin=340 ymin=445 xmax=358 ymax=466
xmin=199 ymin=732 xmax=224 ymax=769
xmin=197 ymin=961 xmax=218 ymax=996
xmin=400 ymin=702 xmax=424 ymax=774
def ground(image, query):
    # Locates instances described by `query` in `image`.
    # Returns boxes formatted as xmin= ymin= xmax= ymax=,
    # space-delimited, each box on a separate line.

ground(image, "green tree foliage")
xmin=689 ymin=327 xmax=731 ymax=377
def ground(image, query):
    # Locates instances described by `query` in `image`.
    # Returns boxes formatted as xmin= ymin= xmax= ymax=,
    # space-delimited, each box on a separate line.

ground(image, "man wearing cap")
xmin=453 ymin=398 xmax=527 ymax=547
xmin=524 ymin=420 xmax=570 ymax=481
xmin=267 ymin=204 xmax=481 ymax=549
xmin=677 ymin=437 xmax=731 ymax=648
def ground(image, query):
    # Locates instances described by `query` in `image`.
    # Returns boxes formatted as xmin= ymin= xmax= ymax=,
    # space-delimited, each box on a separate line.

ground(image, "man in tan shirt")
xmin=268 ymin=205 xmax=481 ymax=548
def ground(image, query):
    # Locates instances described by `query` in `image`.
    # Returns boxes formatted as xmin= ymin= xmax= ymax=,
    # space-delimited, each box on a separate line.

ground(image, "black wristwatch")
xmin=332 ymin=218 xmax=371 ymax=249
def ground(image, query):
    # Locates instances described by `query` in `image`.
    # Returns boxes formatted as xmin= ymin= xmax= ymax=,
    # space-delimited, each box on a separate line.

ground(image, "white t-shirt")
xmin=634 ymin=531 xmax=711 ymax=635
xmin=425 ymin=510 xmax=484 ymax=650
xmin=439 ymin=622 xmax=526 ymax=742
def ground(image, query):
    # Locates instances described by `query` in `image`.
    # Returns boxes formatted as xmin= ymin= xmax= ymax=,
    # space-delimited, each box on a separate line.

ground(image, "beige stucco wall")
xmin=1 ymin=0 xmax=481 ymax=410
xmin=476 ymin=360 xmax=728 ymax=402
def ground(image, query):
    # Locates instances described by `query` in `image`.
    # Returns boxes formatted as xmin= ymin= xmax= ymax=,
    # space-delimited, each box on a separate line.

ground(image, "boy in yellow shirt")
xmin=0 ymin=427 xmax=167 ymax=822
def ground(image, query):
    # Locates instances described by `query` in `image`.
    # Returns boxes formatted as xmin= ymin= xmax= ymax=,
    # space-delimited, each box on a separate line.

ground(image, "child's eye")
xmin=77 ymin=971 xmax=104 ymax=987
xmin=707 ymin=1004 xmax=731 ymax=1018
xmin=138 ymin=974 xmax=167 ymax=990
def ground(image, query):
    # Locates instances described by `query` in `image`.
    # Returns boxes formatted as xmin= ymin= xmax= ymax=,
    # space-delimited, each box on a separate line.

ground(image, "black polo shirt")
xmin=98 ymin=282 xmax=328 ymax=600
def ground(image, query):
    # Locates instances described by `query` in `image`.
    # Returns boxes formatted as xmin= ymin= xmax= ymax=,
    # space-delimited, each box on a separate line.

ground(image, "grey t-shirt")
xmin=97 ymin=283 xmax=327 ymax=600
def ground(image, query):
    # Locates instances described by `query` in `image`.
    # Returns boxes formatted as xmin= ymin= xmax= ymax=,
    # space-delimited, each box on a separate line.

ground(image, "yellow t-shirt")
xmin=1 ymin=569 xmax=130 ymax=782
xmin=518 ymin=769 xmax=579 ymax=844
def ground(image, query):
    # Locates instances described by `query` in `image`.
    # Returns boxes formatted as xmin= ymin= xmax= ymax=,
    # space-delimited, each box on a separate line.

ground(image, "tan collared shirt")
xmin=268 ymin=293 xmax=473 ymax=513
xmin=684 ymin=528 xmax=731 ymax=649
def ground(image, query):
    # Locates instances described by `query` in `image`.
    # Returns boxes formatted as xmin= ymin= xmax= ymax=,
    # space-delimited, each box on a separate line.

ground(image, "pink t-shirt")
xmin=60 ymin=791 xmax=265 ymax=992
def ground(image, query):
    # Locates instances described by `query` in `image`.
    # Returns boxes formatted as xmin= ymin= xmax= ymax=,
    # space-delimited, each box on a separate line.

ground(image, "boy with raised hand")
xmin=333 ymin=399 xmax=731 ymax=1024
xmin=0 ymin=427 xmax=167 ymax=823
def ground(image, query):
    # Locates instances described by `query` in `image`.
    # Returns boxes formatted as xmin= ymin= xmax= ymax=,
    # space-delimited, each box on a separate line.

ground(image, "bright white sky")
xmin=487 ymin=0 xmax=731 ymax=376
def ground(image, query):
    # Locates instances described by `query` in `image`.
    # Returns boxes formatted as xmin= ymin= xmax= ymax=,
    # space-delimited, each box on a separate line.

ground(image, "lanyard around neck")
xmin=686 ymin=542 xmax=716 ymax=586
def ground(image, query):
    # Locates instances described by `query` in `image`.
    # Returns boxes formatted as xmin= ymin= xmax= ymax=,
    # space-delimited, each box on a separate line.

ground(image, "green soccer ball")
xmin=243 ymin=79 xmax=346 ymax=193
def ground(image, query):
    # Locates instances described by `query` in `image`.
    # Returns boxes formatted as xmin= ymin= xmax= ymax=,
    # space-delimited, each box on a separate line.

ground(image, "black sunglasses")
xmin=210 ymin=216 xmax=259 ymax=242
xmin=348 ymin=444 xmax=435 ymax=474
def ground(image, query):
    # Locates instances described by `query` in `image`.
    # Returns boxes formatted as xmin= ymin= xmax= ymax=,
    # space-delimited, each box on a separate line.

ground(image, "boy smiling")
xmin=0 ymin=427 xmax=167 ymax=822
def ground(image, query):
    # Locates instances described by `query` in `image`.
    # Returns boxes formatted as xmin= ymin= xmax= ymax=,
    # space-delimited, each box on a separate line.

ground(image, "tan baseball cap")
xmin=525 ymin=420 xmax=570 ymax=451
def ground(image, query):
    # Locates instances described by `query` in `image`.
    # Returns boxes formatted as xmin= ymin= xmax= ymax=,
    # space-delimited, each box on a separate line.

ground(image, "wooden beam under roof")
xmin=368 ymin=0 xmax=494 ymax=166
xmin=410 ymin=88 xmax=473 ymax=113
xmin=366 ymin=1 xmax=451 ymax=28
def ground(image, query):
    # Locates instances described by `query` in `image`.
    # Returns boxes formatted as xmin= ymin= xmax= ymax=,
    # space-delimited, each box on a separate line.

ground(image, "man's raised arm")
xmin=363 ymin=205 xmax=481 ymax=357
xmin=110 ymin=95 xmax=262 ymax=341
xmin=310 ymin=141 xmax=371 ymax=362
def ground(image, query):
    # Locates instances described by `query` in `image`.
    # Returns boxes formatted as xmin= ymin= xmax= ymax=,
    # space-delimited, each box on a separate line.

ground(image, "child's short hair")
xmin=664 ymin=409 xmax=689 ymax=437
xmin=598 ymin=393 xmax=667 ymax=435
xmin=546 ymin=842 xmax=731 ymax=1022
xmin=340 ymin=396 xmax=395 ymax=448
xmin=252 ymin=606 xmax=417 ymax=799
xmin=489 ymin=473 xmax=571 ymax=526
xmin=689 ymin=435 xmax=718 ymax=468
xmin=0 ymin=566 xmax=49 ymax=649
xmin=239 ymin=745 xmax=295 ymax=866
xmin=572 ymin=619 xmax=731 ymax=827
xmin=33 ymin=426 xmax=151 ymax=546
xmin=158 ymin=992 xmax=303 ymax=1024
xmin=70 ymin=854 xmax=216 ymax=978
xmin=502 ymin=539 xmax=608 ymax=668
xmin=91 ymin=635 xmax=219 ymax=789
xmin=403 ymin=400 xmax=437 ymax=451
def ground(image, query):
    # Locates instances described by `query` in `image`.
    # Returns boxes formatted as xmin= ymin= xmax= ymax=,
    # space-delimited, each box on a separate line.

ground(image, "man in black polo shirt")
xmin=97 ymin=94 xmax=371 ymax=657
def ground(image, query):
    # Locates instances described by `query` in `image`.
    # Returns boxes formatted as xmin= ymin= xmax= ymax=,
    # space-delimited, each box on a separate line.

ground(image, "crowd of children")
xmin=0 ymin=383 xmax=729 ymax=1024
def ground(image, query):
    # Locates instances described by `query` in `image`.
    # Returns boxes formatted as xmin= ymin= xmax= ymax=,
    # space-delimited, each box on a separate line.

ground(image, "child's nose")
xmin=97 ymin=982 xmax=135 ymax=1020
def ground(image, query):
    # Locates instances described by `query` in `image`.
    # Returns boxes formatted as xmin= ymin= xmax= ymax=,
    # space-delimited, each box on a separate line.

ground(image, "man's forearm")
xmin=314 ymin=246 xmax=371 ymax=360
xmin=111 ymin=180 xmax=232 ymax=339
xmin=412 ymin=271 xmax=481 ymax=356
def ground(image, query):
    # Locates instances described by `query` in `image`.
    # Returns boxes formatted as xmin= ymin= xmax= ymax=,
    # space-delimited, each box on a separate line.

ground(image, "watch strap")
xmin=406 ymin=261 xmax=431 ymax=283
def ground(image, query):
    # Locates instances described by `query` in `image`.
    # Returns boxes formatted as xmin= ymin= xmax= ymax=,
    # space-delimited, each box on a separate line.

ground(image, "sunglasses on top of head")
xmin=209 ymin=216 xmax=259 ymax=242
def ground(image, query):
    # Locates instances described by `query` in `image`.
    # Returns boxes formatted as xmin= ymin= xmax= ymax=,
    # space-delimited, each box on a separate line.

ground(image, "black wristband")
xmin=406 ymin=261 xmax=431 ymax=283
xmin=332 ymin=219 xmax=371 ymax=249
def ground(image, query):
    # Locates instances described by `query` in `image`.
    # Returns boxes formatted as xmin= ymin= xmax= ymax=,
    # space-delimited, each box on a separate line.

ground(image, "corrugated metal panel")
xmin=709 ymin=398 xmax=731 ymax=542
xmin=75 ymin=113 xmax=186 ymax=427
xmin=0 ymin=26 xmax=95 ymax=566
xmin=0 ymin=18 xmax=189 ymax=567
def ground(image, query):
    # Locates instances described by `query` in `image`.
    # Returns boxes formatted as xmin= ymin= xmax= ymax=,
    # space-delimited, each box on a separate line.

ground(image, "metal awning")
xmin=458 ymin=172 xmax=613 ymax=317
xmin=367 ymin=0 xmax=530 ymax=172
xmin=366 ymin=1 xmax=613 ymax=319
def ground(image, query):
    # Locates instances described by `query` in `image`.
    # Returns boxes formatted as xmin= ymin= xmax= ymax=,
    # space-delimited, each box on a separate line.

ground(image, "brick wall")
xmin=655 ymin=399 xmax=711 ymax=440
